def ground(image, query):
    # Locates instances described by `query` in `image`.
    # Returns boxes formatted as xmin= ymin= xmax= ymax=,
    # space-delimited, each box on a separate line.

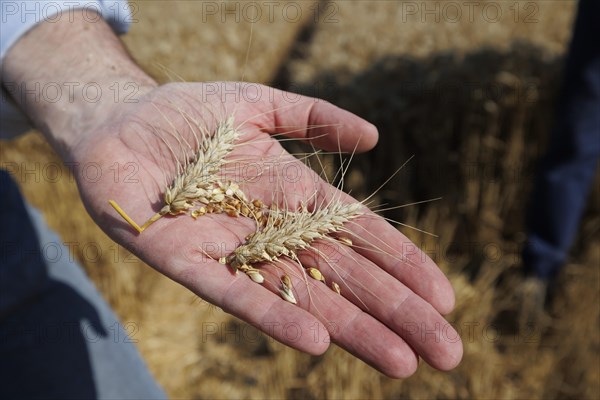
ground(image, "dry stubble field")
xmin=1 ymin=1 xmax=599 ymax=399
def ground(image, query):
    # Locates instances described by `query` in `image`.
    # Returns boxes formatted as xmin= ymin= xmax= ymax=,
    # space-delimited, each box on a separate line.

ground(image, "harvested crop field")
xmin=1 ymin=1 xmax=598 ymax=399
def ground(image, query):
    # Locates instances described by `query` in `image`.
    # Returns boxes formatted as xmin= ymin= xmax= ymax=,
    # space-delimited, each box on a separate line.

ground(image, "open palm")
xmin=72 ymin=82 xmax=462 ymax=378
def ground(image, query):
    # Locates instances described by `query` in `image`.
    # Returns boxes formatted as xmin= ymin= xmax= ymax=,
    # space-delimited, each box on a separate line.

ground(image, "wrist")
xmin=1 ymin=10 xmax=157 ymax=161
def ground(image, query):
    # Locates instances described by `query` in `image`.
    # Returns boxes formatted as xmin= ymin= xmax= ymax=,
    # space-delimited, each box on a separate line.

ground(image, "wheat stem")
xmin=109 ymin=200 xmax=144 ymax=233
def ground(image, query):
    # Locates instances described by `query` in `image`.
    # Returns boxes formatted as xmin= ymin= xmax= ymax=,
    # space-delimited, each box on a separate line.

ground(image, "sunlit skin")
xmin=2 ymin=13 xmax=463 ymax=378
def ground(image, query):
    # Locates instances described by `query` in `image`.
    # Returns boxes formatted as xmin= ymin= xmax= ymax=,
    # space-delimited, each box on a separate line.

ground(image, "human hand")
xmin=2 ymin=13 xmax=462 ymax=378
xmin=72 ymin=82 xmax=462 ymax=378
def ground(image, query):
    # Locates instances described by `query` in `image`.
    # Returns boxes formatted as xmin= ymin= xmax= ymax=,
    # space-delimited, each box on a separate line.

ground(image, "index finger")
xmin=246 ymin=86 xmax=379 ymax=153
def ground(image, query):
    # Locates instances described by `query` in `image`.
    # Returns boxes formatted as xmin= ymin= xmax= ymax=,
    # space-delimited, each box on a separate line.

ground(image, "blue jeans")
xmin=523 ymin=0 xmax=600 ymax=280
xmin=0 ymin=170 xmax=166 ymax=399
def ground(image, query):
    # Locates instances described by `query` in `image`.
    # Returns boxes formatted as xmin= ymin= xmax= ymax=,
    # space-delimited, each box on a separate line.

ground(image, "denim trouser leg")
xmin=0 ymin=170 xmax=166 ymax=399
xmin=523 ymin=0 xmax=600 ymax=279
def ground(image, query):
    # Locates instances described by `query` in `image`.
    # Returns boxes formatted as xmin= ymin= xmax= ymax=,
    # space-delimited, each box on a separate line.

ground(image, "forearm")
xmin=1 ymin=10 xmax=157 ymax=161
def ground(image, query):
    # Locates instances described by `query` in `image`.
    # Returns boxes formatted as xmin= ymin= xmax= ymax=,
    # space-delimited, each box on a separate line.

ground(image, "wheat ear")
xmin=109 ymin=115 xmax=246 ymax=233
xmin=225 ymin=200 xmax=363 ymax=271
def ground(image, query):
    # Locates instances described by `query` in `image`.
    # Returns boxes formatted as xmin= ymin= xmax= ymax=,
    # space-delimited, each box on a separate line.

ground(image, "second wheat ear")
xmin=225 ymin=200 xmax=364 ymax=272
xmin=109 ymin=115 xmax=244 ymax=234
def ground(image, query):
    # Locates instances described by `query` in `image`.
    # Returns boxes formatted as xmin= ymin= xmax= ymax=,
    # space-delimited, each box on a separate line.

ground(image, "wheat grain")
xmin=236 ymin=264 xmax=265 ymax=284
xmin=331 ymin=281 xmax=341 ymax=295
xmin=337 ymin=237 xmax=353 ymax=247
xmin=280 ymin=274 xmax=297 ymax=304
xmin=307 ymin=267 xmax=326 ymax=283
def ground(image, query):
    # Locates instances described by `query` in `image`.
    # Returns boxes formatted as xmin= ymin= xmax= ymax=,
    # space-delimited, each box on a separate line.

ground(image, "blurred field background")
xmin=1 ymin=0 xmax=599 ymax=398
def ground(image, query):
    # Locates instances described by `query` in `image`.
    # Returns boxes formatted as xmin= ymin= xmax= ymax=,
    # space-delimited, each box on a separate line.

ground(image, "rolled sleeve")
xmin=1 ymin=0 xmax=132 ymax=60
